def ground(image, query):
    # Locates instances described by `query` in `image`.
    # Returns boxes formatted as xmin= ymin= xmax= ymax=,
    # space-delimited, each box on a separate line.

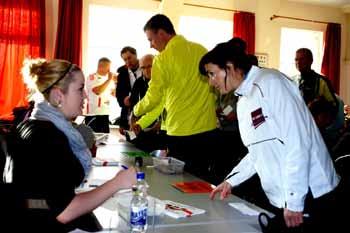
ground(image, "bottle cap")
xmin=136 ymin=172 xmax=145 ymax=180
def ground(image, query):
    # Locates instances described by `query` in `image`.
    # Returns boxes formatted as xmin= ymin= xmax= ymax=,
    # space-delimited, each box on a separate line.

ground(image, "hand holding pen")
xmin=114 ymin=166 xmax=137 ymax=190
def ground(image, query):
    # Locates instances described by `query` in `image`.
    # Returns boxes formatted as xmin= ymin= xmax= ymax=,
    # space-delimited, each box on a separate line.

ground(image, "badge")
xmin=251 ymin=108 xmax=265 ymax=129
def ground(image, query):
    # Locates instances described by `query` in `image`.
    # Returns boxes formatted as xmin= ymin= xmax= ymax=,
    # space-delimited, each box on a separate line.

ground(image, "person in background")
xmin=85 ymin=57 xmax=116 ymax=133
xmin=7 ymin=58 xmax=136 ymax=232
xmin=294 ymin=48 xmax=337 ymax=107
xmin=131 ymin=14 xmax=217 ymax=182
xmin=200 ymin=40 xmax=342 ymax=231
xmin=308 ymin=97 xmax=337 ymax=151
xmin=116 ymin=46 xmax=142 ymax=135
xmin=129 ymin=54 xmax=167 ymax=152
xmin=129 ymin=54 xmax=154 ymax=108
xmin=294 ymin=48 xmax=344 ymax=143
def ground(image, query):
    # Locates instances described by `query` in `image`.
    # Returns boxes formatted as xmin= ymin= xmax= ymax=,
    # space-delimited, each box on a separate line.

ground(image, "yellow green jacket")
xmin=133 ymin=35 xmax=216 ymax=136
xmin=136 ymin=97 xmax=165 ymax=130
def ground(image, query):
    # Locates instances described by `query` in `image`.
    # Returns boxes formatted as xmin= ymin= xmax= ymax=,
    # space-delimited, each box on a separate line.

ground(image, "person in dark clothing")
xmin=294 ymin=48 xmax=338 ymax=107
xmin=116 ymin=46 xmax=142 ymax=134
xmin=129 ymin=54 xmax=153 ymax=108
xmin=128 ymin=54 xmax=167 ymax=152
xmin=6 ymin=58 xmax=136 ymax=232
xmin=294 ymin=48 xmax=344 ymax=146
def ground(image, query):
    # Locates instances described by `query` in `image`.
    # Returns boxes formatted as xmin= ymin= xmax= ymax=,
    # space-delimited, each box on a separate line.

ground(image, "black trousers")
xmin=85 ymin=115 xmax=110 ymax=133
xmin=266 ymin=181 xmax=349 ymax=233
xmin=167 ymin=129 xmax=218 ymax=183
xmin=211 ymin=129 xmax=248 ymax=185
xmin=128 ymin=130 xmax=168 ymax=153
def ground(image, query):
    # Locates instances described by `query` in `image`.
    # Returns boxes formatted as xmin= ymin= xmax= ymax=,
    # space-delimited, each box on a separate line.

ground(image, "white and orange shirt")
xmin=85 ymin=73 xmax=116 ymax=116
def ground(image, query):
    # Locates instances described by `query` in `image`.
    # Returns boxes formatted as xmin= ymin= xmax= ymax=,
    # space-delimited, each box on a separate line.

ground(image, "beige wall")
xmin=45 ymin=0 xmax=350 ymax=103
xmin=45 ymin=0 xmax=58 ymax=59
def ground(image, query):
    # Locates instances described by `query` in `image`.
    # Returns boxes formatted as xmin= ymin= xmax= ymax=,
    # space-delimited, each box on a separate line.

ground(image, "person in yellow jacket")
xmin=132 ymin=14 xmax=217 ymax=182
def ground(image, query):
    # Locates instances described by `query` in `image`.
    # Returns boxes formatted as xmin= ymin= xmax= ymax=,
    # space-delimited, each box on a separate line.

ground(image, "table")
xmin=83 ymin=131 xmax=266 ymax=233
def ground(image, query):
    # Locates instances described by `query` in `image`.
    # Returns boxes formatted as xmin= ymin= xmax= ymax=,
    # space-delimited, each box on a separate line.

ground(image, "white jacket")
xmin=226 ymin=66 xmax=339 ymax=212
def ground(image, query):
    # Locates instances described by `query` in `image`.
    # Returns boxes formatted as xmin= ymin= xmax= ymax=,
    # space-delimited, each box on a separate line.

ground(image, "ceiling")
xmin=288 ymin=0 xmax=350 ymax=8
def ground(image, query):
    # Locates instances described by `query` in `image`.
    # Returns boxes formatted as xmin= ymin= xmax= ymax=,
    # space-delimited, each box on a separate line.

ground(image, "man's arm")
xmin=130 ymin=79 xmax=141 ymax=108
xmin=136 ymin=97 xmax=165 ymax=130
xmin=92 ymin=72 xmax=116 ymax=95
xmin=116 ymin=70 xmax=130 ymax=108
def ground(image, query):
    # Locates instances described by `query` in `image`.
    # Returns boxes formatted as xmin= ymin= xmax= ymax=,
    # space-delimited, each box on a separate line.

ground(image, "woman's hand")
xmin=209 ymin=181 xmax=232 ymax=200
xmin=283 ymin=208 xmax=303 ymax=227
xmin=114 ymin=166 xmax=137 ymax=190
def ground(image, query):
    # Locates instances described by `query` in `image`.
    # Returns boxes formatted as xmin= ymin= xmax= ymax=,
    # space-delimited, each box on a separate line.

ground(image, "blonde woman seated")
xmin=8 ymin=59 xmax=136 ymax=232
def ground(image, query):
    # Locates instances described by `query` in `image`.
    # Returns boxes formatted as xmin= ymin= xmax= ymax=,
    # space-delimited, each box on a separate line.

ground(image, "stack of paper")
xmin=163 ymin=200 xmax=205 ymax=219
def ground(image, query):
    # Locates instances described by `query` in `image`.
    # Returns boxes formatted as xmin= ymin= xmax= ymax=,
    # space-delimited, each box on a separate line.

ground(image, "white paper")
xmin=92 ymin=157 xmax=119 ymax=166
xmin=125 ymin=130 xmax=137 ymax=140
xmin=94 ymin=133 xmax=109 ymax=144
xmin=228 ymin=202 xmax=260 ymax=216
xmin=163 ymin=200 xmax=205 ymax=219
xmin=222 ymin=105 xmax=233 ymax=116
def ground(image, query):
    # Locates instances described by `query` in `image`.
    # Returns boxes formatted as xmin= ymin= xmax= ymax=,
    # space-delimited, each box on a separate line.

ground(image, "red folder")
xmin=172 ymin=181 xmax=214 ymax=193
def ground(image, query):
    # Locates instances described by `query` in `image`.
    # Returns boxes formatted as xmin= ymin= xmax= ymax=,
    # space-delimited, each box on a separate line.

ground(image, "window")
xmin=178 ymin=16 xmax=233 ymax=50
xmin=279 ymin=27 xmax=323 ymax=78
xmin=85 ymin=4 xmax=157 ymax=121
xmin=86 ymin=4 xmax=156 ymax=75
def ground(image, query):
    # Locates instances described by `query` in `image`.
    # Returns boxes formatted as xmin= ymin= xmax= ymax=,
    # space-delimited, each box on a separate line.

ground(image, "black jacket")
xmin=7 ymin=120 xmax=101 ymax=232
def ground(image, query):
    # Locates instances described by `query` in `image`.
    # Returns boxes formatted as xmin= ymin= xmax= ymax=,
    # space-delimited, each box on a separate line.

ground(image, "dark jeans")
xmin=85 ymin=115 xmax=110 ymax=133
xmin=167 ymin=129 xmax=218 ymax=183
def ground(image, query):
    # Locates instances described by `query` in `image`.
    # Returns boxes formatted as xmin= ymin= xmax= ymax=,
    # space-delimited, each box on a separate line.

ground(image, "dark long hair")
xmin=199 ymin=37 xmax=252 ymax=76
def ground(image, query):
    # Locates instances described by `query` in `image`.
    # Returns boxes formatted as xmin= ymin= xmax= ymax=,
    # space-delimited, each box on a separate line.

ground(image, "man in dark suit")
xmin=116 ymin=46 xmax=142 ymax=134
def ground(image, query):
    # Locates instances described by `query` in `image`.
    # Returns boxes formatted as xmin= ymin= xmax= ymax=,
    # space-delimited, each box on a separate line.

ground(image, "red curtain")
xmin=54 ymin=0 xmax=82 ymax=67
xmin=0 ymin=0 xmax=45 ymax=120
xmin=321 ymin=23 xmax=341 ymax=93
xmin=233 ymin=11 xmax=255 ymax=54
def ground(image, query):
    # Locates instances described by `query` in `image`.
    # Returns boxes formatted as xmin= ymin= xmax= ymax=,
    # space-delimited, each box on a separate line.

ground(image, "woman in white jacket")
xmin=199 ymin=38 xmax=341 ymax=231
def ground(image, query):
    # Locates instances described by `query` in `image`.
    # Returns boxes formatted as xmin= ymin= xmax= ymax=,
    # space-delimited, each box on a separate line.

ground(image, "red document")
xmin=172 ymin=181 xmax=214 ymax=193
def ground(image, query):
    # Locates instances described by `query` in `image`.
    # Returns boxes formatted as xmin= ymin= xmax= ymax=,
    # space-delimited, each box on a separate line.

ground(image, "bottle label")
xmin=130 ymin=206 xmax=147 ymax=226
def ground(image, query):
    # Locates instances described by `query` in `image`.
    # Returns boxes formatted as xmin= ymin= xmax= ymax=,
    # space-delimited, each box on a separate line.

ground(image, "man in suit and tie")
xmin=116 ymin=46 xmax=142 ymax=134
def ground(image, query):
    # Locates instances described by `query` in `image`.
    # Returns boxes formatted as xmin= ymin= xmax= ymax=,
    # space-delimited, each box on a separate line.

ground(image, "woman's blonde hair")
xmin=22 ymin=58 xmax=81 ymax=100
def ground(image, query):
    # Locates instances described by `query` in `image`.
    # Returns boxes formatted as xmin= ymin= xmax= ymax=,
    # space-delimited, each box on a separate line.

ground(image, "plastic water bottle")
xmin=136 ymin=172 xmax=148 ymax=194
xmin=130 ymin=173 xmax=148 ymax=232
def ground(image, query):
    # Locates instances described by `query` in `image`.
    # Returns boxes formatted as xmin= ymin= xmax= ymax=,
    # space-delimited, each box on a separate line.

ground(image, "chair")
xmin=0 ymin=131 xmax=7 ymax=183
xmin=335 ymin=154 xmax=350 ymax=180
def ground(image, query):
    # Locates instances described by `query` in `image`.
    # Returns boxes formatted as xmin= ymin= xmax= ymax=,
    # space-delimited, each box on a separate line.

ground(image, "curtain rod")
xmin=270 ymin=14 xmax=329 ymax=24
xmin=183 ymin=3 xmax=239 ymax=12
xmin=153 ymin=1 xmax=245 ymax=13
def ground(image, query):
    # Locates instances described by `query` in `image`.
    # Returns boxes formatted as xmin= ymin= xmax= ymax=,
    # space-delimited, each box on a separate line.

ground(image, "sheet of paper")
xmin=228 ymin=202 xmax=260 ymax=216
xmin=163 ymin=200 xmax=205 ymax=219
